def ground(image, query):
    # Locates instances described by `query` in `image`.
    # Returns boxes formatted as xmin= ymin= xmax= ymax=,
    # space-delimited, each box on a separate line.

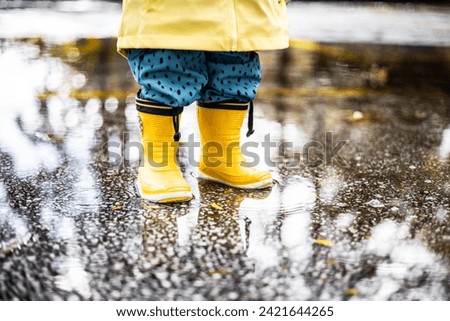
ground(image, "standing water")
xmin=0 ymin=2 xmax=449 ymax=300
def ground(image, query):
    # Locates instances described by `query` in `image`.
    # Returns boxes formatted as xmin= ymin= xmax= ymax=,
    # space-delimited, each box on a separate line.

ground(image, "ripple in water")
xmin=0 ymin=208 xmax=32 ymax=257
xmin=239 ymin=176 xmax=316 ymax=216
xmin=52 ymin=188 xmax=100 ymax=214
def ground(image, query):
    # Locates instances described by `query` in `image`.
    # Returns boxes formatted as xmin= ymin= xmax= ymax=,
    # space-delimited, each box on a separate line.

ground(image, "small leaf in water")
xmin=326 ymin=259 xmax=339 ymax=267
xmin=208 ymin=268 xmax=230 ymax=276
xmin=314 ymin=239 xmax=334 ymax=247
xmin=113 ymin=205 xmax=123 ymax=211
xmin=210 ymin=203 xmax=223 ymax=210
xmin=345 ymin=288 xmax=359 ymax=296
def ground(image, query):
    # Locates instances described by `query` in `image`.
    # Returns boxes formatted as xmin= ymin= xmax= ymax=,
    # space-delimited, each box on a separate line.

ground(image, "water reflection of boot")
xmin=193 ymin=180 xmax=272 ymax=256
xmin=140 ymin=201 xmax=189 ymax=269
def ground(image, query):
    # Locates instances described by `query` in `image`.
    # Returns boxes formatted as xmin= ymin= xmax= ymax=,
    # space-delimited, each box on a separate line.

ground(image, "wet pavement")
xmin=1 ymin=5 xmax=450 ymax=301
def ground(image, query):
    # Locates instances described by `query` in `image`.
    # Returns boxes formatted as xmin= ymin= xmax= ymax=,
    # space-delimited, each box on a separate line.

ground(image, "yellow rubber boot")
xmin=197 ymin=102 xmax=273 ymax=189
xmin=137 ymin=100 xmax=192 ymax=203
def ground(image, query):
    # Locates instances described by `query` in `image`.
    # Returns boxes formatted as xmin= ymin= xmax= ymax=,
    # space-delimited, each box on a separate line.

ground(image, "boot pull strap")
xmin=246 ymin=101 xmax=255 ymax=137
xmin=172 ymin=108 xmax=181 ymax=142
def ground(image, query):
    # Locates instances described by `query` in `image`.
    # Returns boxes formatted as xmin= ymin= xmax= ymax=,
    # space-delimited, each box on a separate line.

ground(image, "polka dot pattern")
xmin=128 ymin=49 xmax=261 ymax=107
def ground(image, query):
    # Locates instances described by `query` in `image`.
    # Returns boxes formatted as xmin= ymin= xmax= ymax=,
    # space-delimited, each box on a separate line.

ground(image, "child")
xmin=117 ymin=1 xmax=289 ymax=203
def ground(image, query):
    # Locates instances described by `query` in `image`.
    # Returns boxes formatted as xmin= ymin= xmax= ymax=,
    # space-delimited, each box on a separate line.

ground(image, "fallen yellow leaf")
xmin=345 ymin=288 xmax=359 ymax=296
xmin=326 ymin=259 xmax=338 ymax=267
xmin=210 ymin=203 xmax=224 ymax=210
xmin=314 ymin=239 xmax=334 ymax=247
xmin=208 ymin=268 xmax=230 ymax=276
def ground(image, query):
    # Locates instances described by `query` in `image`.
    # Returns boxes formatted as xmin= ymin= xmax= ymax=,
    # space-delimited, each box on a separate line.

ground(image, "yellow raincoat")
xmin=117 ymin=0 xmax=289 ymax=56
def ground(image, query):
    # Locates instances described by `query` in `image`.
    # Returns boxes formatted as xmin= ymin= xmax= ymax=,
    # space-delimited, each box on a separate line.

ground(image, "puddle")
xmin=1 ymin=17 xmax=450 ymax=300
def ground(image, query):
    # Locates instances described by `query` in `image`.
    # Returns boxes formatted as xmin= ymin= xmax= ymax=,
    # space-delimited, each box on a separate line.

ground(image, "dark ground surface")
xmin=0 ymin=35 xmax=449 ymax=300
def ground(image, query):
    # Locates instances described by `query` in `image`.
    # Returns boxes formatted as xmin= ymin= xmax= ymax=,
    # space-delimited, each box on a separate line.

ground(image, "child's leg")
xmin=128 ymin=49 xmax=208 ymax=107
xmin=196 ymin=52 xmax=273 ymax=189
xmin=127 ymin=49 xmax=209 ymax=202
xmin=200 ymin=51 xmax=261 ymax=103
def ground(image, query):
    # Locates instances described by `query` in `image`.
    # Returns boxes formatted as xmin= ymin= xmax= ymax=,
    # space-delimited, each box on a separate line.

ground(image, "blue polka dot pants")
xmin=127 ymin=49 xmax=262 ymax=108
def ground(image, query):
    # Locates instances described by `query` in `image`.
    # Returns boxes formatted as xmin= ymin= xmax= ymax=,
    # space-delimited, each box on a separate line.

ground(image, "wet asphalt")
xmin=1 ymin=35 xmax=450 ymax=300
